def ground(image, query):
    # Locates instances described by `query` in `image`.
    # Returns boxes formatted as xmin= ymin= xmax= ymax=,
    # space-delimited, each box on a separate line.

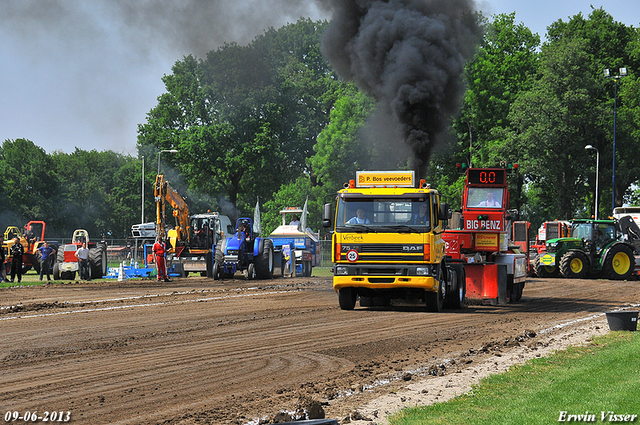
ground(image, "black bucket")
xmin=605 ymin=311 xmax=639 ymax=331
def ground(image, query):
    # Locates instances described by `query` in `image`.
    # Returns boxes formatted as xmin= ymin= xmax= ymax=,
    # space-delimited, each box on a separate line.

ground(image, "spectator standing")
xmin=153 ymin=238 xmax=170 ymax=282
xmin=75 ymin=241 xmax=91 ymax=281
xmin=37 ymin=241 xmax=55 ymax=281
xmin=10 ymin=237 xmax=24 ymax=283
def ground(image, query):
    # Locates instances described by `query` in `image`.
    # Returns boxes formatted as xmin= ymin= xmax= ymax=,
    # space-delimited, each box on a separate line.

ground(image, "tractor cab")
xmin=235 ymin=218 xmax=254 ymax=245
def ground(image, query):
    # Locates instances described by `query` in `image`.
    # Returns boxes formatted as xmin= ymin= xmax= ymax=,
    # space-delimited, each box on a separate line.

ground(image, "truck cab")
xmin=323 ymin=171 xmax=465 ymax=311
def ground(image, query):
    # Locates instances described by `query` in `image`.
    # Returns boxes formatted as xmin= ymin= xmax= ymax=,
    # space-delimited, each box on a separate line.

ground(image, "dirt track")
xmin=1 ymin=275 xmax=639 ymax=424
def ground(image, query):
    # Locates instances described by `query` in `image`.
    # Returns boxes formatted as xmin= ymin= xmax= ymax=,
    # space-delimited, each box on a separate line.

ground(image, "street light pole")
xmin=157 ymin=149 xmax=179 ymax=175
xmin=604 ymin=67 xmax=627 ymax=211
xmin=141 ymin=156 xmax=145 ymax=223
xmin=585 ymin=145 xmax=599 ymax=220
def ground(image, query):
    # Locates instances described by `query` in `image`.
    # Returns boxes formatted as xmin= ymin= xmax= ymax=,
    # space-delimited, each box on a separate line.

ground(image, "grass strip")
xmin=390 ymin=331 xmax=640 ymax=425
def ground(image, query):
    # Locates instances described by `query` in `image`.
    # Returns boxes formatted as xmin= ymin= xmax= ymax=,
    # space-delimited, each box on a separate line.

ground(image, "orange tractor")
xmin=3 ymin=220 xmax=57 ymax=275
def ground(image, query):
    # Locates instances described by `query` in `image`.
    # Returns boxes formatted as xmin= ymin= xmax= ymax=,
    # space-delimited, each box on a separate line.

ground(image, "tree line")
xmin=4 ymin=9 xmax=640 ymax=239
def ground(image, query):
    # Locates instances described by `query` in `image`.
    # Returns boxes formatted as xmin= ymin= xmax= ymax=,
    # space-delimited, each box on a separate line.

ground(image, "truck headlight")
xmin=416 ymin=267 xmax=428 ymax=276
xmin=335 ymin=266 xmax=348 ymax=275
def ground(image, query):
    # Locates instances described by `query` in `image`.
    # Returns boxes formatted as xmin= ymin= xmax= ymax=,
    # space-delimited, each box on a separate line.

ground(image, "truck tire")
xmin=33 ymin=251 xmax=42 ymax=274
xmin=89 ymin=244 xmax=107 ymax=279
xmin=214 ymin=240 xmax=232 ymax=279
xmin=206 ymin=252 xmax=213 ymax=278
xmin=338 ymin=288 xmax=357 ymax=310
xmin=603 ymin=244 xmax=634 ymax=280
xmin=425 ymin=281 xmax=444 ymax=312
xmin=533 ymin=255 xmax=559 ymax=278
xmin=511 ymin=282 xmax=524 ymax=302
xmin=446 ymin=264 xmax=466 ymax=309
xmin=255 ymin=239 xmax=274 ymax=279
xmin=57 ymin=247 xmax=65 ymax=263
xmin=559 ymin=251 xmax=588 ymax=279
xmin=212 ymin=260 xmax=220 ymax=280
xmin=247 ymin=263 xmax=256 ymax=279
xmin=53 ymin=262 xmax=61 ymax=280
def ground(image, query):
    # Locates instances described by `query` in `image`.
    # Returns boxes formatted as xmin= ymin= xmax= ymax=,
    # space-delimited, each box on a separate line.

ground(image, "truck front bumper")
xmin=333 ymin=275 xmax=438 ymax=291
xmin=332 ymin=263 xmax=439 ymax=292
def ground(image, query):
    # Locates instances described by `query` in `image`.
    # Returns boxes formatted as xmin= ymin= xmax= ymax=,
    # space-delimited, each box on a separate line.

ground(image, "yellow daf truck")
xmin=322 ymin=171 xmax=465 ymax=311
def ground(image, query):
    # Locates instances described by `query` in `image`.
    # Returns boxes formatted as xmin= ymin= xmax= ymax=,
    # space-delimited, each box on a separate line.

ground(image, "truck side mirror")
xmin=438 ymin=203 xmax=450 ymax=221
xmin=322 ymin=203 xmax=332 ymax=228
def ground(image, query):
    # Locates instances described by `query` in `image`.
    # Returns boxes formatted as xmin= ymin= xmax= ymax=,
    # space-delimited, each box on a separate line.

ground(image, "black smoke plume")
xmin=321 ymin=0 xmax=480 ymax=173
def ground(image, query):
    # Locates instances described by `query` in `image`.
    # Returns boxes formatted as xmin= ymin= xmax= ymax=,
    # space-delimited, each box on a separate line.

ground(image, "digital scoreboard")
xmin=467 ymin=169 xmax=506 ymax=185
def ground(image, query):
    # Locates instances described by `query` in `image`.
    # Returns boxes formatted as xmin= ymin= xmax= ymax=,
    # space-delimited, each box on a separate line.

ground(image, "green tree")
xmin=50 ymin=149 xmax=136 ymax=238
xmin=547 ymin=7 xmax=640 ymax=209
xmin=504 ymin=37 xmax=605 ymax=221
xmin=309 ymin=87 xmax=375 ymax=190
xmin=454 ymin=13 xmax=540 ymax=168
xmin=138 ymin=19 xmax=343 ymax=217
xmin=0 ymin=139 xmax=58 ymax=229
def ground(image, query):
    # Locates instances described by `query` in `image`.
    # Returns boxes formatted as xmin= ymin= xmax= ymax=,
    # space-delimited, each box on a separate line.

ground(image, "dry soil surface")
xmin=1 ymin=275 xmax=639 ymax=424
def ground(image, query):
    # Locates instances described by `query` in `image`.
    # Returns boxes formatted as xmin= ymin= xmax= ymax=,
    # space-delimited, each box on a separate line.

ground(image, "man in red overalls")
xmin=153 ymin=238 xmax=171 ymax=282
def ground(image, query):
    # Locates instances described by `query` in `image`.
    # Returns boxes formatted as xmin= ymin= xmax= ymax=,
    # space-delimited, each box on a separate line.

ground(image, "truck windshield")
xmin=336 ymin=198 xmax=431 ymax=231
xmin=467 ymin=188 xmax=503 ymax=208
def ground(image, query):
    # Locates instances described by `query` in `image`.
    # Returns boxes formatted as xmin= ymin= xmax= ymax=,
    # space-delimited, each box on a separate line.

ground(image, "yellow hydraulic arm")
xmin=154 ymin=174 xmax=190 ymax=245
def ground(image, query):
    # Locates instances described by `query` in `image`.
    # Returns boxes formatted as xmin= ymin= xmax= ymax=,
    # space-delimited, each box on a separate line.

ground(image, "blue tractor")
xmin=213 ymin=217 xmax=274 ymax=279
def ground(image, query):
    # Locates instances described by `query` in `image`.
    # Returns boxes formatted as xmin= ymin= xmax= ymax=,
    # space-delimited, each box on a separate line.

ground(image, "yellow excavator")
xmin=154 ymin=174 xmax=231 ymax=277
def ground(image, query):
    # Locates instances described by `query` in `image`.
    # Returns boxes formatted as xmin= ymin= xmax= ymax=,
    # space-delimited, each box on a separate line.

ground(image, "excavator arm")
xmin=154 ymin=174 xmax=190 ymax=246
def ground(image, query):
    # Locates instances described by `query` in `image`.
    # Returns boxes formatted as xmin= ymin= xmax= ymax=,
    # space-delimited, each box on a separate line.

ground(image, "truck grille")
xmin=339 ymin=243 xmax=424 ymax=262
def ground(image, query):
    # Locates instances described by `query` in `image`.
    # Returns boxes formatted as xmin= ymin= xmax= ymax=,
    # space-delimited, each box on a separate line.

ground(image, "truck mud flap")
xmin=464 ymin=263 xmax=508 ymax=305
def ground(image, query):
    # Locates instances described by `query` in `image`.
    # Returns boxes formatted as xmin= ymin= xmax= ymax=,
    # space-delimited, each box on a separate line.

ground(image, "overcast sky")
xmin=1 ymin=0 xmax=638 ymax=156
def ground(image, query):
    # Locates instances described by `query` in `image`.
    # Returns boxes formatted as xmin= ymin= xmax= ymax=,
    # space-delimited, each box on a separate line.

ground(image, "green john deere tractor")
xmin=539 ymin=218 xmax=638 ymax=280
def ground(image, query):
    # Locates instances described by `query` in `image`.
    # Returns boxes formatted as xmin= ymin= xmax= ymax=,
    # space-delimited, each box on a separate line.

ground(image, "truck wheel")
xmin=255 ymin=239 xmax=274 ymax=279
xmin=338 ymin=288 xmax=357 ymax=310
xmin=533 ymin=256 xmax=559 ymax=278
xmin=89 ymin=244 xmax=107 ymax=279
xmin=206 ymin=252 xmax=213 ymax=278
xmin=511 ymin=282 xmax=524 ymax=302
xmin=213 ymin=261 xmax=220 ymax=280
xmin=560 ymin=251 xmax=588 ymax=279
xmin=447 ymin=264 xmax=466 ymax=309
xmin=603 ymin=244 xmax=634 ymax=280
xmin=426 ymin=281 xmax=444 ymax=312
xmin=33 ymin=251 xmax=42 ymax=274
xmin=53 ymin=262 xmax=61 ymax=280
xmin=247 ymin=263 xmax=256 ymax=279
xmin=214 ymin=240 xmax=232 ymax=279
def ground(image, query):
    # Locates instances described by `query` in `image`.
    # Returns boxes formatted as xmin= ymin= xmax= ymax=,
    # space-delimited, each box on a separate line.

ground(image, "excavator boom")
xmin=154 ymin=174 xmax=190 ymax=245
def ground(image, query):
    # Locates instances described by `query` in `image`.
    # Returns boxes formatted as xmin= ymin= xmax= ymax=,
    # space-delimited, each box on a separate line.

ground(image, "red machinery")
xmin=529 ymin=220 xmax=570 ymax=277
xmin=442 ymin=166 xmax=528 ymax=304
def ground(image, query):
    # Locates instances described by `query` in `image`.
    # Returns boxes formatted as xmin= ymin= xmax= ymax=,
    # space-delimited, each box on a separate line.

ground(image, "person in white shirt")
xmin=478 ymin=192 xmax=501 ymax=207
xmin=347 ymin=208 xmax=370 ymax=224
xmin=75 ymin=241 xmax=91 ymax=280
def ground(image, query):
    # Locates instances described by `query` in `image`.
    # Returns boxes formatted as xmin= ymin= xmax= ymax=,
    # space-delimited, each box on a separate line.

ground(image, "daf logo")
xmin=402 ymin=245 xmax=422 ymax=252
